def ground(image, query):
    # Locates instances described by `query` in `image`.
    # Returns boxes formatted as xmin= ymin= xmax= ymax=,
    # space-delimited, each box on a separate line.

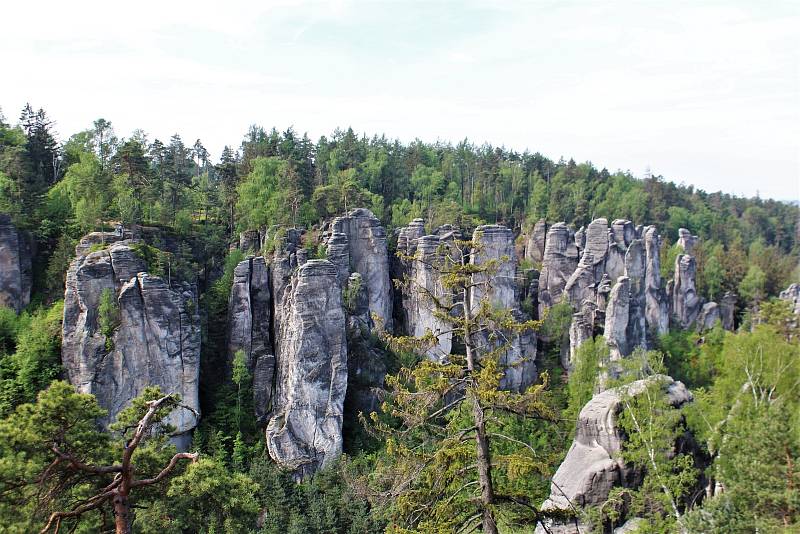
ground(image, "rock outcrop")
xmin=604 ymin=276 xmax=631 ymax=362
xmin=62 ymin=239 xmax=200 ymax=446
xmin=409 ymin=235 xmax=454 ymax=361
xmin=328 ymin=209 xmax=393 ymax=331
xmin=676 ymin=228 xmax=698 ymax=254
xmin=720 ymin=292 xmax=737 ymax=331
xmin=538 ymin=223 xmax=579 ymax=315
xmin=266 ymin=259 xmax=347 ymax=478
xmin=525 ymin=218 xmax=547 ymax=263
xmin=780 ymin=283 xmax=800 ymax=316
xmin=696 ymin=302 xmax=721 ymax=332
xmin=535 ymin=376 xmax=693 ymax=534
xmin=671 ymin=254 xmax=701 ymax=329
xmin=644 ymin=226 xmax=669 ymax=337
xmin=472 ymin=225 xmax=537 ymax=391
xmin=227 ymin=256 xmax=274 ymax=424
xmin=0 ymin=214 xmax=33 ymax=313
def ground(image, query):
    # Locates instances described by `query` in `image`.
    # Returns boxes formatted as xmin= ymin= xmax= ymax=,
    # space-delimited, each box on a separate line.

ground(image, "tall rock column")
xmin=564 ymin=218 xmax=610 ymax=308
xmin=671 ymin=254 xmax=701 ymax=329
xmin=330 ymin=208 xmax=393 ymax=331
xmin=538 ymin=223 xmax=579 ymax=315
xmin=410 ymin=235 xmax=453 ymax=361
xmin=0 ymin=214 xmax=33 ymax=313
xmin=524 ymin=218 xmax=547 ymax=263
xmin=266 ymin=260 xmax=347 ymax=478
xmin=604 ymin=276 xmax=631 ymax=363
xmin=644 ymin=226 xmax=669 ymax=339
xmin=624 ymin=239 xmax=646 ymax=351
xmin=227 ymin=256 xmax=274 ymax=424
xmin=471 ymin=225 xmax=537 ymax=391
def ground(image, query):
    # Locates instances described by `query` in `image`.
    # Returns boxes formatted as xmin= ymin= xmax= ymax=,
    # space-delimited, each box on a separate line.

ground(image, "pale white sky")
xmin=2 ymin=0 xmax=798 ymax=200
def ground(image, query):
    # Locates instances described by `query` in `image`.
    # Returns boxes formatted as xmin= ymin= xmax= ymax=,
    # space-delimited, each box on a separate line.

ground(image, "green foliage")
xmin=135 ymin=457 xmax=260 ymax=534
xmin=564 ymin=336 xmax=603 ymax=422
xmin=0 ymin=301 xmax=63 ymax=416
xmin=97 ymin=287 xmax=119 ymax=350
xmin=250 ymin=455 xmax=383 ymax=534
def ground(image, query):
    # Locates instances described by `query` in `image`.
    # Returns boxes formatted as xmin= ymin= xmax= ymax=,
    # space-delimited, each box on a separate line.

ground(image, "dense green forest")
xmin=0 ymin=104 xmax=798 ymax=533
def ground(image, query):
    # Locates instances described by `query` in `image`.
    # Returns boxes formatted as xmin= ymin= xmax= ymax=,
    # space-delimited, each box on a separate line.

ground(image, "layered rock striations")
xmin=62 ymin=239 xmax=200 ymax=445
xmin=0 ymin=214 xmax=33 ymax=313
xmin=535 ymin=376 xmax=693 ymax=534
xmin=265 ymin=260 xmax=347 ymax=478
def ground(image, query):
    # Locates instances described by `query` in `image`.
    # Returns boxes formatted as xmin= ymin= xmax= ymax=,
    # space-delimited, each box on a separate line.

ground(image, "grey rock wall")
xmin=62 ymin=240 xmax=200 ymax=443
xmin=266 ymin=259 xmax=347 ymax=478
xmin=0 ymin=214 xmax=33 ymax=313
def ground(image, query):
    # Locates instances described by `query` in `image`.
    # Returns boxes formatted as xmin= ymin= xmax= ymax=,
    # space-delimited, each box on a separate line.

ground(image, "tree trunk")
xmin=472 ymin=393 xmax=498 ymax=534
xmin=112 ymin=488 xmax=131 ymax=534
xmin=462 ymin=283 xmax=498 ymax=534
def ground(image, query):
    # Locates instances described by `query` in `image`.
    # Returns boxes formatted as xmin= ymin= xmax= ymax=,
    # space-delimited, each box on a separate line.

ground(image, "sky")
xmin=2 ymin=0 xmax=798 ymax=200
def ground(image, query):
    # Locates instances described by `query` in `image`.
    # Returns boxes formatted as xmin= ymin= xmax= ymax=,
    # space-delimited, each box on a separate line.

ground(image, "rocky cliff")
xmin=535 ymin=376 xmax=693 ymax=534
xmin=530 ymin=218 xmax=726 ymax=370
xmin=265 ymin=260 xmax=347 ymax=478
xmin=0 ymin=214 xmax=33 ymax=313
xmin=62 ymin=236 xmax=200 ymax=447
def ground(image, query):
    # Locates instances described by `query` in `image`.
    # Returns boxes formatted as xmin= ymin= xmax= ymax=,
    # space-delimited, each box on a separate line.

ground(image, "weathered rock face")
xmin=62 ymin=240 xmax=200 ymax=445
xmin=227 ymin=256 xmax=274 ymax=424
xmin=410 ymin=235 xmax=453 ymax=361
xmin=780 ymin=283 xmax=800 ymax=315
xmin=472 ymin=225 xmax=537 ymax=391
xmin=266 ymin=260 xmax=347 ymax=478
xmin=644 ymin=226 xmax=669 ymax=338
xmin=671 ymin=254 xmax=701 ymax=329
xmin=524 ymin=218 xmax=547 ymax=263
xmin=604 ymin=276 xmax=631 ymax=362
xmin=676 ymin=228 xmax=698 ymax=255
xmin=0 ymin=214 xmax=33 ymax=313
xmin=720 ymin=291 xmax=737 ymax=331
xmin=538 ymin=223 xmax=579 ymax=315
xmin=564 ymin=218 xmax=610 ymax=308
xmin=696 ymin=302 xmax=720 ymax=332
xmin=624 ymin=240 xmax=646 ymax=351
xmin=329 ymin=209 xmax=393 ymax=332
xmin=535 ymin=376 xmax=692 ymax=534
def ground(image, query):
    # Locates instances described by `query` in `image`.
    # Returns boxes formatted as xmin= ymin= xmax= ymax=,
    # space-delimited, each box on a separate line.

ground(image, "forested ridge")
xmin=0 ymin=104 xmax=798 ymax=533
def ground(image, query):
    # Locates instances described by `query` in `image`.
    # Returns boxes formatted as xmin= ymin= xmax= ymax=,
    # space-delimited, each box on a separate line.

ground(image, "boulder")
xmin=535 ymin=376 xmax=692 ymax=534
xmin=0 ymin=214 xmax=33 ymax=313
xmin=266 ymin=260 xmax=347 ymax=478
xmin=62 ymin=241 xmax=200 ymax=446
